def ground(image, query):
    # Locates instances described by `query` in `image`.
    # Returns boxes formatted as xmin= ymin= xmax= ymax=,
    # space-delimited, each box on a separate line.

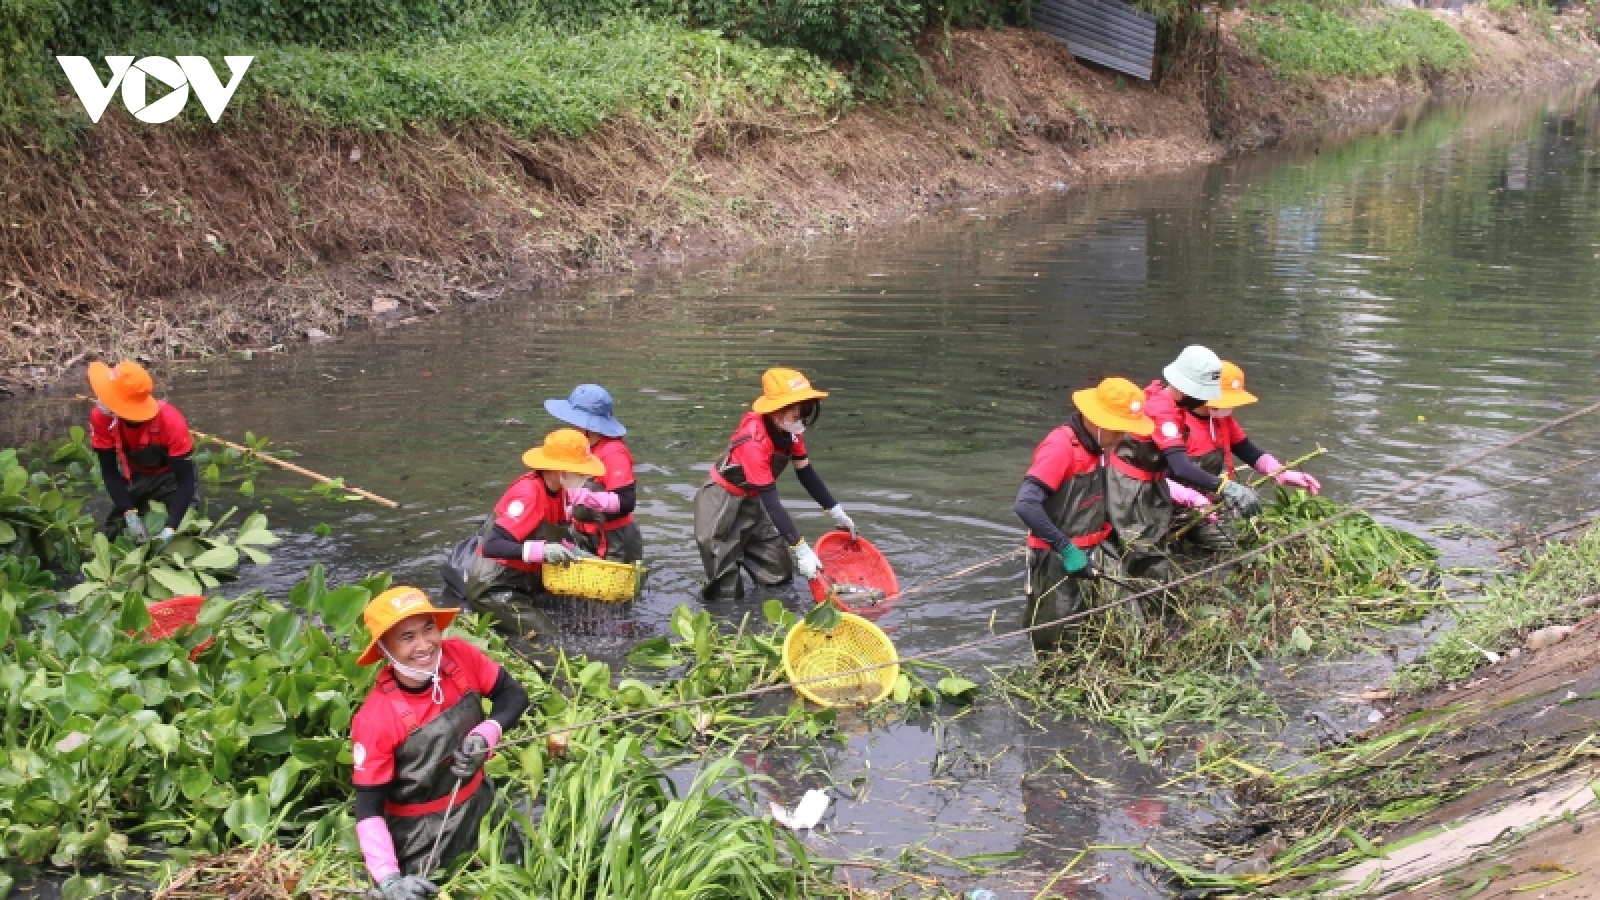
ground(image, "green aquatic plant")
xmin=68 ymin=509 xmax=279 ymax=602
xmin=1000 ymin=490 xmax=1441 ymax=757
xmin=1237 ymin=1 xmax=1475 ymax=79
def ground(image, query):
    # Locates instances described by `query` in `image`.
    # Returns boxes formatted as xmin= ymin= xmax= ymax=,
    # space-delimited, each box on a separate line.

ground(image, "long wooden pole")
xmin=74 ymin=394 xmax=399 ymax=508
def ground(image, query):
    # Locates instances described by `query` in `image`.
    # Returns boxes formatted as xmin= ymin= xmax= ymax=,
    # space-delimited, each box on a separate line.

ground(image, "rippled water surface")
xmin=9 ymin=83 xmax=1600 ymax=897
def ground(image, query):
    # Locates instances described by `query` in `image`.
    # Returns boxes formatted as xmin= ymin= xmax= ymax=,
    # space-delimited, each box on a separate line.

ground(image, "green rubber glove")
xmin=1057 ymin=542 xmax=1090 ymax=576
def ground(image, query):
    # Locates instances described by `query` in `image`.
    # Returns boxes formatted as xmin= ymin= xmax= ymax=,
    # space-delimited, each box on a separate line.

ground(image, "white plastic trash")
xmin=771 ymin=789 xmax=830 ymax=830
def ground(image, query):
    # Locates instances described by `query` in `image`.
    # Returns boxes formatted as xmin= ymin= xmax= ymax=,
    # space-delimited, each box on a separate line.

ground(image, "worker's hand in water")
xmin=792 ymin=539 xmax=823 ymax=580
xmin=450 ymin=732 xmax=492 ymax=778
xmin=828 ymin=505 xmax=857 ymax=540
xmin=1058 ymin=542 xmax=1091 ymax=577
xmin=122 ymin=510 xmax=149 ymax=544
xmin=1219 ymin=480 xmax=1263 ymax=518
xmin=378 ymin=874 xmax=439 ymax=900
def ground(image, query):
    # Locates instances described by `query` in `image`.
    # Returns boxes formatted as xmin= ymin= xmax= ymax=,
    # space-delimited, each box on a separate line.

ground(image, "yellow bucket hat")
xmin=1210 ymin=361 xmax=1259 ymax=409
xmin=521 ymin=428 xmax=607 ymax=476
xmin=1072 ymin=377 xmax=1155 ymax=436
xmin=357 ymin=586 xmax=459 ymax=666
xmin=751 ymin=368 xmax=829 ymax=414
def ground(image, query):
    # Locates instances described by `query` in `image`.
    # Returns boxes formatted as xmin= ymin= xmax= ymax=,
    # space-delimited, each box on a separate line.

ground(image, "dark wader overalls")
xmin=693 ymin=433 xmax=795 ymax=601
xmin=440 ymin=515 xmax=569 ymax=638
xmin=570 ymin=487 xmax=643 ymax=563
xmin=374 ymin=663 xmax=503 ymax=874
xmin=1105 ymin=435 xmax=1176 ymax=599
xmin=104 ymin=418 xmax=185 ymax=537
xmin=1186 ymin=431 xmax=1238 ymax=552
xmin=1024 ymin=457 xmax=1120 ymax=655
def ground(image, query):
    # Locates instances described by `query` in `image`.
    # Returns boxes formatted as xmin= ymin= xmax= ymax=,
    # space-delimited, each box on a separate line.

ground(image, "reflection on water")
xmin=8 ymin=83 xmax=1600 ymax=897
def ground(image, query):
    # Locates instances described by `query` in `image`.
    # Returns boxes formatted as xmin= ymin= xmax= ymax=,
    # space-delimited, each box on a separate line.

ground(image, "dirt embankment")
xmin=0 ymin=6 xmax=1594 ymax=396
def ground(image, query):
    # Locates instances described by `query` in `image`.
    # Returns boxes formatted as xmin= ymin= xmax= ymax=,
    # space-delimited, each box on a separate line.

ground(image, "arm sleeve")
xmin=1232 ymin=437 xmax=1266 ymax=469
xmin=1015 ymin=477 xmax=1068 ymax=550
xmin=757 ymin=484 xmax=801 ymax=544
xmin=613 ymin=484 xmax=636 ymax=517
xmin=354 ymin=785 xmax=387 ymax=821
xmin=487 ymin=668 xmax=530 ymax=733
xmin=96 ymin=449 xmax=134 ymax=512
xmin=1163 ymin=447 xmax=1222 ymax=494
xmin=479 ymin=525 xmax=526 ymax=561
xmin=793 ymin=462 xmax=837 ymax=510
xmin=167 ymin=456 xmax=196 ymax=526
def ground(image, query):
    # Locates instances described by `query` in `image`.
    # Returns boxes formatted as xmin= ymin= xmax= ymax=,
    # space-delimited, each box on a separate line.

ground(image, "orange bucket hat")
xmin=751 ymin=368 xmax=829 ymax=414
xmin=357 ymin=586 xmax=459 ymax=666
xmin=1072 ymin=377 xmax=1156 ymax=436
xmin=1210 ymin=361 xmax=1259 ymax=409
xmin=521 ymin=428 xmax=607 ymax=476
xmin=88 ymin=360 xmax=160 ymax=422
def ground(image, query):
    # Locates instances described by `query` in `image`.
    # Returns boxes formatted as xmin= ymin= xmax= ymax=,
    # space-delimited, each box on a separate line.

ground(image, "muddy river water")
xmin=8 ymin=82 xmax=1600 ymax=897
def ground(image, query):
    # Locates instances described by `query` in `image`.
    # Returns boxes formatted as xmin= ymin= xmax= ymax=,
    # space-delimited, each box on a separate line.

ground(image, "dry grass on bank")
xmin=1 ymin=16 xmax=1593 ymax=396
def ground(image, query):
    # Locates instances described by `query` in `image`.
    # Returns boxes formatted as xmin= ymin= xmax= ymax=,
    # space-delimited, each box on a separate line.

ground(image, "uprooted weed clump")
xmin=998 ymin=490 xmax=1442 ymax=757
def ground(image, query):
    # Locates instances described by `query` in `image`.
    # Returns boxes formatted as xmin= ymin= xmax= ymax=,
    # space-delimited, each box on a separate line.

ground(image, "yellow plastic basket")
xmin=783 ymin=613 xmax=899 ymax=708
xmin=540 ymin=557 xmax=645 ymax=603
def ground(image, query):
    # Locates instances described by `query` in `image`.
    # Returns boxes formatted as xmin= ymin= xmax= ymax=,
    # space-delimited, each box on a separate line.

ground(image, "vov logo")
xmin=56 ymin=56 xmax=253 ymax=124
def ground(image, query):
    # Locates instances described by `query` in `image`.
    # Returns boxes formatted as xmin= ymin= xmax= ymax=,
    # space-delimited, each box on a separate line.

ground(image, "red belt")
xmin=572 ymin=513 xmax=635 ymax=534
xmin=1106 ymin=453 xmax=1159 ymax=483
xmin=1026 ymin=521 xmax=1112 ymax=551
xmin=708 ymin=468 xmax=759 ymax=498
xmin=384 ymin=770 xmax=483 ymax=817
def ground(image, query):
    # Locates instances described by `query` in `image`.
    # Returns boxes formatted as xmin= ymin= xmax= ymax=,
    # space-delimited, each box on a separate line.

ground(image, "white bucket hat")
xmin=1164 ymin=345 xmax=1223 ymax=401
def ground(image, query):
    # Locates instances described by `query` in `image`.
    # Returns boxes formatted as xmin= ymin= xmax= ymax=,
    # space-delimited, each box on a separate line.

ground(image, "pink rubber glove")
xmin=566 ymin=487 xmax=621 ymax=515
xmin=1167 ymin=479 xmax=1211 ymax=509
xmin=1256 ymin=454 xmax=1321 ymax=494
xmin=470 ymin=720 xmax=502 ymax=757
xmin=356 ymin=816 xmax=401 ymax=883
xmin=521 ymin=540 xmax=547 ymax=564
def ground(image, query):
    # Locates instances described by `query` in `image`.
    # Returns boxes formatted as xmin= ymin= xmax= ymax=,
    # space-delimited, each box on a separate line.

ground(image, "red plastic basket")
xmin=807 ymin=532 xmax=900 ymax=616
xmin=144 ymin=595 xmax=214 ymax=659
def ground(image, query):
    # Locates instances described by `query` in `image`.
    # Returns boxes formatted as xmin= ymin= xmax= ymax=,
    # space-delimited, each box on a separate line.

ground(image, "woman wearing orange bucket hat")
xmin=1167 ymin=361 xmax=1321 ymax=549
xmin=86 ymin=360 xmax=197 ymax=544
xmin=349 ymin=587 xmax=530 ymax=899
xmin=693 ymin=368 xmax=856 ymax=601
xmin=1015 ymin=377 xmax=1154 ymax=654
xmin=439 ymin=429 xmax=605 ymax=627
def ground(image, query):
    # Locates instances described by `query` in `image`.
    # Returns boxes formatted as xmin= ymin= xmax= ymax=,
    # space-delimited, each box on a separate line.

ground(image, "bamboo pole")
xmin=74 ymin=394 xmax=399 ymax=508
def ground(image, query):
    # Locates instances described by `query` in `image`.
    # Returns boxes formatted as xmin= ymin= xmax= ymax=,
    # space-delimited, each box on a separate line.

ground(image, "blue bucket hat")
xmin=544 ymin=384 xmax=626 ymax=438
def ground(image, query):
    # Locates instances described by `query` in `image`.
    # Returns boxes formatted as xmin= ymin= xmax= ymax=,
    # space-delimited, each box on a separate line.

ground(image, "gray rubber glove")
xmin=451 ymin=732 xmax=490 ymax=779
xmin=122 ymin=510 xmax=149 ymax=544
xmin=828 ymin=505 xmax=857 ymax=540
xmin=1219 ymin=480 xmax=1263 ymax=518
xmin=377 ymin=874 xmax=438 ymax=900
xmin=792 ymin=539 xmax=823 ymax=580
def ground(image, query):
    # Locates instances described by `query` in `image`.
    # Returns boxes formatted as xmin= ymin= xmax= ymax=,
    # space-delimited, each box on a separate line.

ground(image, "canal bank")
xmin=1 ymin=3 xmax=1597 ymax=397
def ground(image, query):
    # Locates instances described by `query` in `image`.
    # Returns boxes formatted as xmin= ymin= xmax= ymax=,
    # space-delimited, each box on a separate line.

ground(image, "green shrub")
xmin=1238 ymin=1 xmax=1475 ymax=78
xmin=649 ymin=0 xmax=924 ymax=69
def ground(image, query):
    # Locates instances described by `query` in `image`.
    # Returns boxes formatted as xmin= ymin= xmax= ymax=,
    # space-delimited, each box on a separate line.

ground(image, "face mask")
xmin=559 ymin=473 xmax=588 ymax=491
xmin=381 ymin=644 xmax=444 ymax=704
xmin=1208 ymin=409 xmax=1232 ymax=419
xmin=779 ymin=420 xmax=806 ymax=437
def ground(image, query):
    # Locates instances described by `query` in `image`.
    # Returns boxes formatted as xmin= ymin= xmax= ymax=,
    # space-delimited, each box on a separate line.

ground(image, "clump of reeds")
xmin=999 ymin=490 xmax=1442 ymax=756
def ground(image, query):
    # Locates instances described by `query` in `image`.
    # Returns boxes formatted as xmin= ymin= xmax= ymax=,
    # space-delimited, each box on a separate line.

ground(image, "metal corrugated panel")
xmin=1034 ymin=0 xmax=1157 ymax=81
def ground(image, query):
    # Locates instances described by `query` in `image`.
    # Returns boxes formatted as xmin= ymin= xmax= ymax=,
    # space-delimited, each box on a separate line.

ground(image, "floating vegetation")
xmin=998 ymin=491 xmax=1442 ymax=757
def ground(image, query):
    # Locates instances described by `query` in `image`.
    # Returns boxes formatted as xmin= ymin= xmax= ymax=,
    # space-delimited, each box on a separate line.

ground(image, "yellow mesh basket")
xmin=540 ymin=557 xmax=645 ymax=603
xmin=782 ymin=613 xmax=899 ymax=708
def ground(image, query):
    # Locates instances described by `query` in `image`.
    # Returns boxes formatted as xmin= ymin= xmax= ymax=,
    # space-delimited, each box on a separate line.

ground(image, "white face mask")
xmin=559 ymin=472 xmax=589 ymax=491
xmin=381 ymin=644 xmax=444 ymax=704
xmin=779 ymin=420 xmax=806 ymax=437
xmin=1208 ymin=409 xmax=1233 ymax=419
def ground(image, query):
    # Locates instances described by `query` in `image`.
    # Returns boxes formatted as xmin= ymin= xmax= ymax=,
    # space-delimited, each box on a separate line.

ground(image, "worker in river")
xmin=544 ymin=384 xmax=642 ymax=562
xmin=1167 ymin=360 xmax=1322 ymax=549
xmin=439 ymin=429 xmax=603 ymax=630
xmin=693 ymin=368 xmax=857 ymax=601
xmin=1106 ymin=346 xmax=1263 ymax=585
xmin=87 ymin=359 xmax=197 ymax=544
xmin=351 ymin=586 xmax=530 ymax=900
xmin=1014 ymin=377 xmax=1154 ymax=654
